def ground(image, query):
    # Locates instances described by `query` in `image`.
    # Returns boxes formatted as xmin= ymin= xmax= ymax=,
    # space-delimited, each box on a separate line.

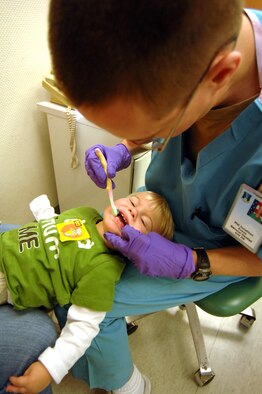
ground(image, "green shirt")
xmin=0 ymin=207 xmax=125 ymax=311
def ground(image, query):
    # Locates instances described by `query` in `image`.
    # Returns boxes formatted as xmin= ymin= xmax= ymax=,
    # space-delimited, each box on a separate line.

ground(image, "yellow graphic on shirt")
xmin=56 ymin=220 xmax=90 ymax=242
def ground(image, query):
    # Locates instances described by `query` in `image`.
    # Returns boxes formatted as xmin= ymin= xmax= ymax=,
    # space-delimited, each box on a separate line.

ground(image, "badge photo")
xmin=223 ymin=184 xmax=262 ymax=253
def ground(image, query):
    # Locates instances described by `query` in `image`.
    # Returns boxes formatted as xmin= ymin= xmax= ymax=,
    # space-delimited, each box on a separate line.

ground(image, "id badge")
xmin=223 ymin=184 xmax=262 ymax=253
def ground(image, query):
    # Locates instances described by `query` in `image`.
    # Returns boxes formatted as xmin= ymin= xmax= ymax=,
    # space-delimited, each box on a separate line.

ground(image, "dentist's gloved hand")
xmin=104 ymin=225 xmax=195 ymax=279
xmin=85 ymin=144 xmax=132 ymax=189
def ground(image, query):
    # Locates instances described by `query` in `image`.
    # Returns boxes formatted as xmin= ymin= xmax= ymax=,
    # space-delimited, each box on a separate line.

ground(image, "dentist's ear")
xmin=205 ymin=50 xmax=242 ymax=92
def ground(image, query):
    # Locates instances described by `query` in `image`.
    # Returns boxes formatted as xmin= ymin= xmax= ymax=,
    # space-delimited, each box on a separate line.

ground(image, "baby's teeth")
xmin=120 ymin=213 xmax=126 ymax=223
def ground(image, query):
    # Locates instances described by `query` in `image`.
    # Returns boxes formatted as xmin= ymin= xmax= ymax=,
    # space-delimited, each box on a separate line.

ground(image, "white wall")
xmin=0 ymin=0 xmax=58 ymax=223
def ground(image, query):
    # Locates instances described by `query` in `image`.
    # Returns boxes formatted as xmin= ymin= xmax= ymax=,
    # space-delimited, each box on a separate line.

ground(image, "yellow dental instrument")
xmin=95 ymin=148 xmax=119 ymax=216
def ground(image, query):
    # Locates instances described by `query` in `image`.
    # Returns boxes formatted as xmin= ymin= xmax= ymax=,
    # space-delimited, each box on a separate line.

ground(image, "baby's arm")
xmin=7 ymin=305 xmax=106 ymax=393
xmin=40 ymin=305 xmax=106 ymax=383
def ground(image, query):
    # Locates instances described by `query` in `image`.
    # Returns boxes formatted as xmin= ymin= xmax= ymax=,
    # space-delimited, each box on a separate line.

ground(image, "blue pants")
xmin=0 ymin=223 xmax=58 ymax=394
xmin=0 ymin=305 xmax=57 ymax=394
xmin=0 ymin=223 xmax=19 ymax=232
xmin=56 ymin=263 xmax=246 ymax=391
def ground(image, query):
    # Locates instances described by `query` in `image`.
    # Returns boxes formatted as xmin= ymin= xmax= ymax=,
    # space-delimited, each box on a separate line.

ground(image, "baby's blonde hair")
xmin=132 ymin=191 xmax=174 ymax=240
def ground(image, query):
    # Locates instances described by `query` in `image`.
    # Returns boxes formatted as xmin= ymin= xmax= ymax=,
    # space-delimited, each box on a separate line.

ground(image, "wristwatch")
xmin=191 ymin=247 xmax=212 ymax=281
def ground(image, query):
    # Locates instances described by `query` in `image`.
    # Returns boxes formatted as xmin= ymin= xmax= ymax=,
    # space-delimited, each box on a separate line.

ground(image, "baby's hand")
xmin=6 ymin=361 xmax=52 ymax=393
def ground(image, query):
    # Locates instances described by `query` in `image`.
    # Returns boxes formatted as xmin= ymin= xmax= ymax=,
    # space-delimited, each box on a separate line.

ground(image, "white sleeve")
xmin=29 ymin=194 xmax=57 ymax=221
xmin=38 ymin=304 xmax=106 ymax=384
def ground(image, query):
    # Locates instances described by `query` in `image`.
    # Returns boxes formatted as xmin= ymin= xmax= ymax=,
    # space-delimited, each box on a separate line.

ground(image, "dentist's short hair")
xmin=49 ymin=0 xmax=243 ymax=117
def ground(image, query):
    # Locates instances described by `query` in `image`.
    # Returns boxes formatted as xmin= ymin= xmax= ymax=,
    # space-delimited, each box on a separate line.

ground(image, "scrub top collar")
xmin=245 ymin=9 xmax=262 ymax=102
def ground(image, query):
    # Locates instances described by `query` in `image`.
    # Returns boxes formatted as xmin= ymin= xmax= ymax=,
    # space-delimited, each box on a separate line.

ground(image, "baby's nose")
xmin=128 ymin=206 xmax=137 ymax=219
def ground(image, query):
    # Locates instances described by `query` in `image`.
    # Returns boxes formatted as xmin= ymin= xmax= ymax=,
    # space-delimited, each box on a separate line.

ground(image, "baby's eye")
xmin=130 ymin=199 xmax=136 ymax=207
xmin=141 ymin=218 xmax=146 ymax=228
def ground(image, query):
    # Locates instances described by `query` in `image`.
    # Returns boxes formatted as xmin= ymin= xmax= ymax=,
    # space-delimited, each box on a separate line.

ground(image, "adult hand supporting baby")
xmin=85 ymin=144 xmax=132 ymax=188
xmin=6 ymin=361 xmax=52 ymax=394
xmin=104 ymin=225 xmax=196 ymax=279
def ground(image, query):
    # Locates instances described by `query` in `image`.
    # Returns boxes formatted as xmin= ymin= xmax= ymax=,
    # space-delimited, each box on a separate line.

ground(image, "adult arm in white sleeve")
xmin=38 ymin=304 xmax=106 ymax=383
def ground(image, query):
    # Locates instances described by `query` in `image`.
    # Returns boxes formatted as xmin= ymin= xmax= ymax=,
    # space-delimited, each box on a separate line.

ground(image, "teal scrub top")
xmin=146 ymin=9 xmax=262 ymax=259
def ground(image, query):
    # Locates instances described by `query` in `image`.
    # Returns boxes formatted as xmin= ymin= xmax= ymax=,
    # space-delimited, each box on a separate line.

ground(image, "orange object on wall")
xmin=244 ymin=0 xmax=262 ymax=10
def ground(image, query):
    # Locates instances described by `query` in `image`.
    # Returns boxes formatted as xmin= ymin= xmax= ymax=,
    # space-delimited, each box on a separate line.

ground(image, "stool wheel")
xmin=126 ymin=322 xmax=139 ymax=335
xmin=240 ymin=315 xmax=256 ymax=328
xmin=239 ymin=307 xmax=256 ymax=329
xmin=194 ymin=368 xmax=215 ymax=386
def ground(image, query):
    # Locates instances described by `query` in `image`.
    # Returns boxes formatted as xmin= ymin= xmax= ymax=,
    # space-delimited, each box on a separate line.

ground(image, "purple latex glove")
xmin=104 ymin=225 xmax=195 ymax=279
xmin=85 ymin=144 xmax=132 ymax=189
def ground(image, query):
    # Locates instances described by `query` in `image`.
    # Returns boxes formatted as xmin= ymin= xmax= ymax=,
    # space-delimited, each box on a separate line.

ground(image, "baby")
xmin=0 ymin=191 xmax=174 ymax=393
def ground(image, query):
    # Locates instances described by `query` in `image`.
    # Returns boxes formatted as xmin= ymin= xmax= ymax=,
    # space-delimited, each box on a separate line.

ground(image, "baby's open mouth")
xmin=115 ymin=211 xmax=128 ymax=228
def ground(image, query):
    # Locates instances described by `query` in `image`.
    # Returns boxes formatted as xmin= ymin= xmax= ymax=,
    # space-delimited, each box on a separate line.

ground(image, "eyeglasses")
xmin=145 ymin=78 xmax=200 ymax=153
xmin=150 ymin=92 xmax=195 ymax=152
xmin=127 ymin=74 xmax=201 ymax=154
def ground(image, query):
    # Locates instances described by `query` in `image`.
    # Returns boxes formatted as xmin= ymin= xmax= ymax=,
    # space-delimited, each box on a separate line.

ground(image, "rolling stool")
xmin=126 ymin=277 xmax=262 ymax=386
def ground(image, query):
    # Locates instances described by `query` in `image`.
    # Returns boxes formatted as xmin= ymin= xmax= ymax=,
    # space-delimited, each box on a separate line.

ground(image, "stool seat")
xmin=196 ymin=277 xmax=262 ymax=317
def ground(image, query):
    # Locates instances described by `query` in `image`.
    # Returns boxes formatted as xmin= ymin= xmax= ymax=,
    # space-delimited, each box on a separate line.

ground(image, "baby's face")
xmin=102 ymin=193 xmax=157 ymax=236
